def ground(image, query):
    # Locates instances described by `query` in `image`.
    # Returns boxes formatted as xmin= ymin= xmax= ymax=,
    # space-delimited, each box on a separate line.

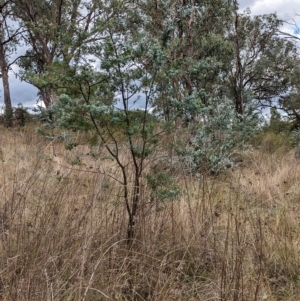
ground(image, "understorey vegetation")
xmin=1 ymin=121 xmax=300 ymax=300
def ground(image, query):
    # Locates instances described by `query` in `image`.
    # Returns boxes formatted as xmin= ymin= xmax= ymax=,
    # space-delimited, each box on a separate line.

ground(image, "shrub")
xmin=176 ymin=97 xmax=258 ymax=175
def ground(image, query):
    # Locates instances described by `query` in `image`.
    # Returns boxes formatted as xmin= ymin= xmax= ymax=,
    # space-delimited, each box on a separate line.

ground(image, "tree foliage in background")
xmin=139 ymin=0 xmax=234 ymax=120
xmin=12 ymin=0 xmax=102 ymax=107
xmin=278 ymin=61 xmax=300 ymax=121
xmin=225 ymin=9 xmax=298 ymax=115
xmin=0 ymin=0 xmax=298 ymax=119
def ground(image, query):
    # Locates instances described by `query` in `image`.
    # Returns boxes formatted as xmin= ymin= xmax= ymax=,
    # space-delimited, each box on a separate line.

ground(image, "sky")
xmin=1 ymin=0 xmax=300 ymax=111
xmin=239 ymin=1 xmax=300 ymax=37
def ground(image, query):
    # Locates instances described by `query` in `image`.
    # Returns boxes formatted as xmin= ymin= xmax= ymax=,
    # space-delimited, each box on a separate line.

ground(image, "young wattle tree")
xmin=53 ymin=1 xmax=174 ymax=244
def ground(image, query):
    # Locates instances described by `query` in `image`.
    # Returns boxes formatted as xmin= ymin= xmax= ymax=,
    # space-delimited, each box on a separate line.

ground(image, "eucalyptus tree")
xmin=11 ymin=0 xmax=103 ymax=107
xmin=226 ymin=9 xmax=298 ymax=114
xmin=0 ymin=0 xmax=24 ymax=126
xmin=138 ymin=0 xmax=235 ymax=122
xmin=278 ymin=61 xmax=300 ymax=122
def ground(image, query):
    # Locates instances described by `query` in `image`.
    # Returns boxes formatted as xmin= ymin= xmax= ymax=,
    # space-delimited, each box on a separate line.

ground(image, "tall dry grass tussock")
xmin=0 ymin=124 xmax=300 ymax=300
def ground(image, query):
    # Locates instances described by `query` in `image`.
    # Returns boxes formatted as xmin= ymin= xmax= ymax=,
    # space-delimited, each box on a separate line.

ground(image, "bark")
xmin=0 ymin=40 xmax=12 ymax=127
xmin=40 ymin=88 xmax=58 ymax=108
xmin=233 ymin=0 xmax=244 ymax=115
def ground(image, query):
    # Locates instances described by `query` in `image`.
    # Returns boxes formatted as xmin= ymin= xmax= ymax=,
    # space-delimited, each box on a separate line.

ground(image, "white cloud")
xmin=239 ymin=0 xmax=300 ymax=23
xmin=238 ymin=0 xmax=300 ymax=43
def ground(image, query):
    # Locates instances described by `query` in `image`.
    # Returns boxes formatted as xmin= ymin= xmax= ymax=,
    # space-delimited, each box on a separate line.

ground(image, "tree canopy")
xmin=0 ymin=0 xmax=299 ymax=124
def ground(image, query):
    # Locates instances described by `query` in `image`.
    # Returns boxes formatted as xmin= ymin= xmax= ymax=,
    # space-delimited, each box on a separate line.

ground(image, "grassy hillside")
xmin=0 ymin=125 xmax=300 ymax=301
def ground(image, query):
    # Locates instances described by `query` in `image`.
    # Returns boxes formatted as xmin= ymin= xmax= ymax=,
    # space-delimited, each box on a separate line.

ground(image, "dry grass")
xmin=0 ymin=124 xmax=300 ymax=300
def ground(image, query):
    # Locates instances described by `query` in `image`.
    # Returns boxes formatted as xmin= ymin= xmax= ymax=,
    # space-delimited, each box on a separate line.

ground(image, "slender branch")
xmin=7 ymin=54 xmax=32 ymax=69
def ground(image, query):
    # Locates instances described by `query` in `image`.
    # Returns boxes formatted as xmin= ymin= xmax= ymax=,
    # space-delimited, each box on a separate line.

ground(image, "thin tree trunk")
xmin=0 ymin=41 xmax=13 ymax=127
xmin=233 ymin=0 xmax=244 ymax=115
